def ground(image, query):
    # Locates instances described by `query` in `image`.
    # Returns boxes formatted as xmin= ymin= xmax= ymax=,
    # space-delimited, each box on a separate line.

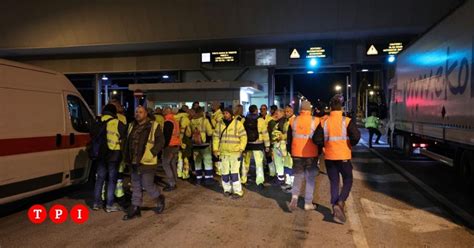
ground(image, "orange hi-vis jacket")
xmin=290 ymin=110 xmax=319 ymax=158
xmin=321 ymin=111 xmax=352 ymax=160
xmin=165 ymin=114 xmax=181 ymax=146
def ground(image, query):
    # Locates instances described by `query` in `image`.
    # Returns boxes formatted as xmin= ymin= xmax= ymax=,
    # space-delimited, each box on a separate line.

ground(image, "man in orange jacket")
xmin=287 ymin=100 xmax=320 ymax=211
xmin=313 ymin=95 xmax=360 ymax=224
xmin=162 ymin=107 xmax=181 ymax=192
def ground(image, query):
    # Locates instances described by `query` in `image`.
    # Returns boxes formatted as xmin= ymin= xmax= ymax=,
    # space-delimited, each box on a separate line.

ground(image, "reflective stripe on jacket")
xmin=212 ymin=118 xmax=247 ymax=154
xmin=101 ymin=114 xmax=121 ymax=151
xmin=322 ymin=111 xmax=352 ymax=160
xmin=290 ymin=111 xmax=319 ymax=158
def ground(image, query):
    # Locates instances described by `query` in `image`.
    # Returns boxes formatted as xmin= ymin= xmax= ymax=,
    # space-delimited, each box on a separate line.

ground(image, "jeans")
xmin=291 ymin=157 xmax=319 ymax=204
xmin=94 ymin=160 xmax=118 ymax=207
xmin=325 ymin=160 xmax=353 ymax=205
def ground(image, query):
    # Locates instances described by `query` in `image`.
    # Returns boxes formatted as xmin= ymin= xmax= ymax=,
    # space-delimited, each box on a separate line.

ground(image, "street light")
xmin=335 ymin=85 xmax=342 ymax=92
xmin=112 ymin=90 xmax=118 ymax=95
xmin=369 ymin=90 xmax=375 ymax=96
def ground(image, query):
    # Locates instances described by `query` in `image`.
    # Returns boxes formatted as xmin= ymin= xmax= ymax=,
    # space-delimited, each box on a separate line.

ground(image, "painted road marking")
xmin=360 ymin=198 xmax=458 ymax=233
xmin=352 ymin=171 xmax=408 ymax=183
xmin=346 ymin=195 xmax=370 ymax=248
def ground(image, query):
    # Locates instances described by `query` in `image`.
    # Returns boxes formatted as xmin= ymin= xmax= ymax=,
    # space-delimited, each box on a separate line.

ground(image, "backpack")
xmin=244 ymin=118 xmax=259 ymax=142
xmin=192 ymin=126 xmax=203 ymax=145
xmin=87 ymin=117 xmax=114 ymax=160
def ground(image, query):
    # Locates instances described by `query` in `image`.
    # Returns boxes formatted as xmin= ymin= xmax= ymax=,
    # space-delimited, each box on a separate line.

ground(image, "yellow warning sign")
xmin=290 ymin=49 xmax=300 ymax=59
xmin=367 ymin=45 xmax=378 ymax=56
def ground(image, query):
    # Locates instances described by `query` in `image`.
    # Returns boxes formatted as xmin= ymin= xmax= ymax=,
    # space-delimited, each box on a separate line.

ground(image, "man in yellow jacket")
xmin=213 ymin=107 xmax=247 ymax=198
xmin=210 ymin=102 xmax=224 ymax=175
xmin=175 ymin=107 xmax=192 ymax=180
xmin=122 ymin=106 xmax=165 ymax=220
xmin=241 ymin=105 xmax=271 ymax=190
xmin=190 ymin=107 xmax=214 ymax=184
xmin=93 ymin=104 xmax=126 ymax=212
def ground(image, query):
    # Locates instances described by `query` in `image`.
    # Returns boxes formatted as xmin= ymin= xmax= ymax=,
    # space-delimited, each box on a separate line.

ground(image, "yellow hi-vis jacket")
xmin=154 ymin=114 xmax=165 ymax=131
xmin=117 ymin=113 xmax=127 ymax=126
xmin=175 ymin=112 xmax=192 ymax=138
xmin=211 ymin=109 xmax=224 ymax=129
xmin=213 ymin=118 xmax=247 ymax=154
xmin=244 ymin=117 xmax=271 ymax=148
xmin=190 ymin=116 xmax=213 ymax=145
xmin=101 ymin=114 xmax=121 ymax=151
xmin=127 ymin=121 xmax=160 ymax=165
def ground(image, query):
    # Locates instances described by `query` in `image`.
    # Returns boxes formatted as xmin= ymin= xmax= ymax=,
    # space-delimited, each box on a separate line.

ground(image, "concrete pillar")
xmin=94 ymin=74 xmax=102 ymax=116
xmin=350 ymin=64 xmax=358 ymax=116
xmin=268 ymin=67 xmax=275 ymax=106
xmin=289 ymin=74 xmax=294 ymax=107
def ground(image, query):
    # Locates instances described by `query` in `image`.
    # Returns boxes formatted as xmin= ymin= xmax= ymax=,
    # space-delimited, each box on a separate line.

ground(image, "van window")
xmin=67 ymin=95 xmax=93 ymax=133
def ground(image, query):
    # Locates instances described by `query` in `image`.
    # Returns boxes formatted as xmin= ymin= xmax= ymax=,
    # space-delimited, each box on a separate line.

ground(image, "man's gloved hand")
xmin=181 ymin=143 xmax=187 ymax=149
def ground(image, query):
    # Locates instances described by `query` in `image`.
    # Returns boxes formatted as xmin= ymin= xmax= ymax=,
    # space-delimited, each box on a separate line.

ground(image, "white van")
xmin=0 ymin=59 xmax=94 ymax=204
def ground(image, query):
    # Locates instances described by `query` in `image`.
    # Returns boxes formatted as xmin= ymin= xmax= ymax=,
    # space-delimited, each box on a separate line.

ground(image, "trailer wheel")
xmin=403 ymin=134 xmax=413 ymax=156
xmin=459 ymin=150 xmax=473 ymax=188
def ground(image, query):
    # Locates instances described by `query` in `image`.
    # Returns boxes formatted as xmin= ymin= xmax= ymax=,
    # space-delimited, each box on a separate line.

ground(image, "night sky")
xmin=275 ymin=72 xmax=350 ymax=106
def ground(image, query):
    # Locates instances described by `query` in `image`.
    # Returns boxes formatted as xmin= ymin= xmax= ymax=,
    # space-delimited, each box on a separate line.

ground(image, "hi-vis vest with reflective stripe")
xmin=322 ymin=111 xmax=352 ymax=160
xmin=101 ymin=115 xmax=121 ymax=151
xmin=127 ymin=121 xmax=160 ymax=165
xmin=291 ymin=111 xmax=319 ymax=158
xmin=212 ymin=118 xmax=247 ymax=154
xmin=165 ymin=114 xmax=181 ymax=146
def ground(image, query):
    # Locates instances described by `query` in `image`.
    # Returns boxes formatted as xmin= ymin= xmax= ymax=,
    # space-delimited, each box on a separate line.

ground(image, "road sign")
xmin=290 ymin=48 xmax=300 ymax=59
xmin=367 ymin=45 xmax=379 ymax=55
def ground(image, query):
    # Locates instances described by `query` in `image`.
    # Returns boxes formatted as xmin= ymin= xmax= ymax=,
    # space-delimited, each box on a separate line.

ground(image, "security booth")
xmin=128 ymin=81 xmax=264 ymax=113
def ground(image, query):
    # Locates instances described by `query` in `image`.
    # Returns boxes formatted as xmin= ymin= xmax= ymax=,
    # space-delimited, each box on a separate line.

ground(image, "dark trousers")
xmin=163 ymin=146 xmax=179 ymax=187
xmin=94 ymin=160 xmax=118 ymax=207
xmin=325 ymin=160 xmax=353 ymax=205
xmin=131 ymin=165 xmax=161 ymax=207
xmin=367 ymin=127 xmax=381 ymax=147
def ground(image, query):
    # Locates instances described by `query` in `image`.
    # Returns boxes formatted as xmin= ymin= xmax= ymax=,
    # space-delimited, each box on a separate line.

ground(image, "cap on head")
xmin=329 ymin=94 xmax=344 ymax=110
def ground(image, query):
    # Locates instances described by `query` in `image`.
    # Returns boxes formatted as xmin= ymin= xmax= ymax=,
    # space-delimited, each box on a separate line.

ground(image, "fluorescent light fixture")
xmin=307 ymin=70 xmax=314 ymax=74
xmin=361 ymin=69 xmax=369 ymax=72
xmin=162 ymin=75 xmax=169 ymax=79
xmin=101 ymin=75 xmax=108 ymax=81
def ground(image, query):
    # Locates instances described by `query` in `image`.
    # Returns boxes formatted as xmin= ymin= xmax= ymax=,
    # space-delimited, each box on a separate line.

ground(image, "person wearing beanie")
xmin=93 ymin=104 xmax=126 ymax=213
xmin=287 ymin=100 xmax=320 ymax=211
xmin=212 ymin=107 xmax=247 ymax=198
xmin=313 ymin=94 xmax=360 ymax=224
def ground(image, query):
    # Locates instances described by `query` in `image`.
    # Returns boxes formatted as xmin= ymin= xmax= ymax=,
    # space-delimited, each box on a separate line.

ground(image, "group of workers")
xmin=92 ymin=94 xmax=360 ymax=224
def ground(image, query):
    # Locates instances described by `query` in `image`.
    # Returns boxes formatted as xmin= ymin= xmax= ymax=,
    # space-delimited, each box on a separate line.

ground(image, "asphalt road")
xmin=0 ymin=131 xmax=473 ymax=247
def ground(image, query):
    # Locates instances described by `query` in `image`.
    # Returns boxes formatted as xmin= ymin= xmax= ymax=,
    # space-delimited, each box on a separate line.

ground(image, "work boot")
xmin=257 ymin=184 xmax=265 ymax=191
xmin=223 ymin=192 xmax=232 ymax=197
xmin=123 ymin=206 xmax=141 ymax=221
xmin=105 ymin=203 xmax=123 ymax=213
xmin=333 ymin=204 xmax=345 ymax=224
xmin=337 ymin=201 xmax=347 ymax=222
xmin=288 ymin=196 xmax=298 ymax=212
xmin=231 ymin=193 xmax=243 ymax=199
xmin=304 ymin=203 xmax=318 ymax=211
xmin=154 ymin=195 xmax=165 ymax=214
xmin=163 ymin=185 xmax=177 ymax=192
xmin=92 ymin=203 xmax=102 ymax=211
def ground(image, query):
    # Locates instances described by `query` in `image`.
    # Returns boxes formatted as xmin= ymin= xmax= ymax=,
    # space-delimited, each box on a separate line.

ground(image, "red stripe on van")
xmin=0 ymin=134 xmax=90 ymax=156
